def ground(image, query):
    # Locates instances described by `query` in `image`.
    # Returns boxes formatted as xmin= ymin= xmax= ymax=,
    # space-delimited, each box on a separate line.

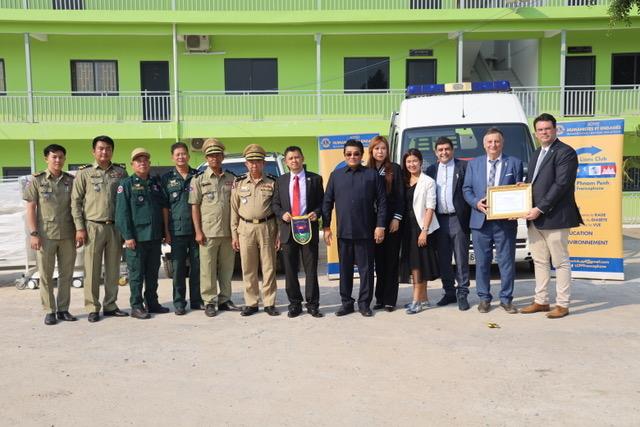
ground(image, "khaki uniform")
xmin=71 ymin=162 xmax=127 ymax=313
xmin=23 ymin=170 xmax=76 ymax=313
xmin=230 ymin=174 xmax=278 ymax=307
xmin=189 ymin=168 xmax=235 ymax=306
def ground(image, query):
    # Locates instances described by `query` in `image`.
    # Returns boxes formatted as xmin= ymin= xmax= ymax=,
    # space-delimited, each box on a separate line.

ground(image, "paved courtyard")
xmin=0 ymin=232 xmax=639 ymax=426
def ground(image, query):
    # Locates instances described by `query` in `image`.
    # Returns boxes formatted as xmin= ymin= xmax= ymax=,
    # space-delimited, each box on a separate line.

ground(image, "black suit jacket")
xmin=525 ymin=138 xmax=582 ymax=229
xmin=272 ymin=171 xmax=324 ymax=244
xmin=426 ymin=158 xmax=471 ymax=234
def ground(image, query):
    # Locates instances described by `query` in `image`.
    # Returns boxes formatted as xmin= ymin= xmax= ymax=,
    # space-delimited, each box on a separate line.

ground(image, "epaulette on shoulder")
xmin=115 ymin=163 xmax=127 ymax=170
xmin=194 ymin=169 xmax=205 ymax=177
xmin=234 ymin=173 xmax=247 ymax=182
xmin=224 ymin=168 xmax=238 ymax=177
xmin=266 ymin=173 xmax=277 ymax=181
xmin=32 ymin=171 xmax=44 ymax=177
xmin=62 ymin=171 xmax=74 ymax=177
xmin=78 ymin=164 xmax=91 ymax=170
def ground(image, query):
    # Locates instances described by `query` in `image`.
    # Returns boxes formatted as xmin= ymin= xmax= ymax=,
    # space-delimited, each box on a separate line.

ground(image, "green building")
xmin=1 ymin=0 xmax=639 ymax=176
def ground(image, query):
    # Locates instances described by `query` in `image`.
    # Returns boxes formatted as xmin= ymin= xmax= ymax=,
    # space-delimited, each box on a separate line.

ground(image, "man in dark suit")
xmin=323 ymin=139 xmax=387 ymax=317
xmin=522 ymin=113 xmax=582 ymax=319
xmin=426 ymin=136 xmax=472 ymax=311
xmin=463 ymin=128 xmax=523 ymax=314
xmin=273 ymin=146 xmax=324 ymax=318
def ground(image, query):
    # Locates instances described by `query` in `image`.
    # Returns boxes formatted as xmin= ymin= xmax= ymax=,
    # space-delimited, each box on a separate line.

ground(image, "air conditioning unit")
xmin=191 ymin=138 xmax=205 ymax=151
xmin=185 ymin=35 xmax=210 ymax=52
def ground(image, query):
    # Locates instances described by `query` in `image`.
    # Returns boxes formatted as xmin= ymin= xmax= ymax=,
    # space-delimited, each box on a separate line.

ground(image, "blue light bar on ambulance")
xmin=406 ymin=80 xmax=511 ymax=97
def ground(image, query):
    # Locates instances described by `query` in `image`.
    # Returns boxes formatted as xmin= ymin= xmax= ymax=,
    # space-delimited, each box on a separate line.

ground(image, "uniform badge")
xmin=241 ymin=197 xmax=247 ymax=204
xmin=138 ymin=196 xmax=145 ymax=202
xmin=207 ymin=193 xmax=214 ymax=200
xmin=117 ymin=185 xmax=124 ymax=193
xmin=172 ymin=192 xmax=178 ymax=198
xmin=94 ymin=184 xmax=101 ymax=192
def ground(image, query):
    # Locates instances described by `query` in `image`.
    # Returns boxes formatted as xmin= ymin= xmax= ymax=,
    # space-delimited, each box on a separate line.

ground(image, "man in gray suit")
xmin=426 ymin=137 xmax=472 ymax=311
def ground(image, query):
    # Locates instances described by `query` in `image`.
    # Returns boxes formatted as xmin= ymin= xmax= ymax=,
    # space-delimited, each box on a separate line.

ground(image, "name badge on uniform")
xmin=291 ymin=215 xmax=312 ymax=245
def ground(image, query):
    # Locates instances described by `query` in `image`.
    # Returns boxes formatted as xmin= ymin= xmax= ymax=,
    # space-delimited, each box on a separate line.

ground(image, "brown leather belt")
xmin=240 ymin=214 xmax=275 ymax=224
xmin=88 ymin=220 xmax=114 ymax=224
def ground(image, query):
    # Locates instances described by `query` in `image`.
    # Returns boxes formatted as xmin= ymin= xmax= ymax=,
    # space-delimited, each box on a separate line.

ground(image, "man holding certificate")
xmin=273 ymin=146 xmax=325 ymax=318
xmin=522 ymin=113 xmax=582 ymax=319
xmin=463 ymin=128 xmax=523 ymax=314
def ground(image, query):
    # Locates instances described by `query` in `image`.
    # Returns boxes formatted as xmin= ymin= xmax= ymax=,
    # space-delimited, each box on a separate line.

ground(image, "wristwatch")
xmin=30 ymin=231 xmax=39 ymax=237
xmin=421 ymin=226 xmax=428 ymax=231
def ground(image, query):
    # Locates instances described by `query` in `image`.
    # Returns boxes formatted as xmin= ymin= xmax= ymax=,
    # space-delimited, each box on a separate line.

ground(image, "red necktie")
xmin=292 ymin=175 xmax=300 ymax=217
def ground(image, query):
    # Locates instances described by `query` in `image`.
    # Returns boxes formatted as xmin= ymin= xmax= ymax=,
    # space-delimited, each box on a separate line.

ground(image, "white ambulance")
xmin=389 ymin=81 xmax=535 ymax=265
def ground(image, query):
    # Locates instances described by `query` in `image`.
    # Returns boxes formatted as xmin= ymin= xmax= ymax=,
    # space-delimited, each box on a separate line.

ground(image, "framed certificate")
xmin=486 ymin=184 xmax=532 ymax=220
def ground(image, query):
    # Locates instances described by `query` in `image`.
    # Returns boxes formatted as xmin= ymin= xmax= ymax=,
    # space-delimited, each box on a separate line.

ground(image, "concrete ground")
xmin=1 ymin=233 xmax=639 ymax=426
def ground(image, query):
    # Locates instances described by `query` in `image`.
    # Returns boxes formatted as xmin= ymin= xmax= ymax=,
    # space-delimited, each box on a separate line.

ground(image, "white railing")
xmin=623 ymin=192 xmax=640 ymax=225
xmin=1 ymin=86 xmax=638 ymax=123
xmin=0 ymin=0 xmax=609 ymax=10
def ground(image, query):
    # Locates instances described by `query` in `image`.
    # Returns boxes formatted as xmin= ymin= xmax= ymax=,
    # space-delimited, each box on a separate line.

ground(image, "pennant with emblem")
xmin=291 ymin=215 xmax=312 ymax=245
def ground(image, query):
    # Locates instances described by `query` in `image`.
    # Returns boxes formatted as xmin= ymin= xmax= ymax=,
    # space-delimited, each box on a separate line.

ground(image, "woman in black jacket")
xmin=367 ymin=136 xmax=404 ymax=311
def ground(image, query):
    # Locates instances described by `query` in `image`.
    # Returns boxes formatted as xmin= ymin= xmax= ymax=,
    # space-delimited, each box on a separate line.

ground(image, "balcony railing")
xmin=0 ymin=0 xmax=610 ymax=11
xmin=1 ymin=86 xmax=638 ymax=124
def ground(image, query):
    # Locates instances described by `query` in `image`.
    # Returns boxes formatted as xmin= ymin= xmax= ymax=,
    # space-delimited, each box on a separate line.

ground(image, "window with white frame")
xmin=71 ymin=60 xmax=118 ymax=95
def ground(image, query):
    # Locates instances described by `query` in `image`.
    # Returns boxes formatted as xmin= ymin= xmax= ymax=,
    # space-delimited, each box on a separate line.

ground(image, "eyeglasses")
xmin=344 ymin=152 xmax=362 ymax=158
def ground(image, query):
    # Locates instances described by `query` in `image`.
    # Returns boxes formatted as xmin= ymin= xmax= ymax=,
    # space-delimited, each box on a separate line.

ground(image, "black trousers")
xmin=125 ymin=240 xmax=161 ymax=310
xmin=282 ymin=233 xmax=320 ymax=309
xmin=374 ymin=228 xmax=401 ymax=307
xmin=171 ymin=234 xmax=203 ymax=309
xmin=338 ymin=238 xmax=374 ymax=309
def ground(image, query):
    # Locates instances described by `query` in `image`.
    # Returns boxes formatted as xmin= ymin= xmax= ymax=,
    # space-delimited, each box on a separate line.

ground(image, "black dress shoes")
xmin=44 ymin=313 xmax=57 ymax=325
xmin=458 ymin=295 xmax=470 ymax=311
xmin=373 ymin=303 xmax=384 ymax=310
xmin=87 ymin=312 xmax=101 ymax=323
xmin=56 ymin=311 xmax=77 ymax=321
xmin=131 ymin=307 xmax=150 ymax=320
xmin=359 ymin=307 xmax=374 ymax=317
xmin=287 ymin=305 xmax=302 ymax=318
xmin=384 ymin=305 xmax=396 ymax=312
xmin=103 ymin=308 xmax=129 ymax=317
xmin=218 ymin=301 xmax=241 ymax=311
xmin=264 ymin=306 xmax=280 ymax=316
xmin=241 ymin=306 xmax=259 ymax=317
xmin=307 ymin=307 xmax=324 ymax=318
xmin=335 ymin=305 xmax=355 ymax=317
xmin=204 ymin=304 xmax=218 ymax=317
xmin=147 ymin=305 xmax=170 ymax=314
xmin=175 ymin=307 xmax=187 ymax=316
xmin=436 ymin=294 xmax=458 ymax=307
xmin=190 ymin=303 xmax=205 ymax=310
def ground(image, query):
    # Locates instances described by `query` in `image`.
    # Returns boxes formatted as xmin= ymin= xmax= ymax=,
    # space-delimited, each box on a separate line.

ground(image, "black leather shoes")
xmin=500 ymin=302 xmax=518 ymax=314
xmin=204 ymin=304 xmax=218 ymax=317
xmin=44 ymin=313 xmax=57 ymax=325
xmin=307 ymin=307 xmax=324 ymax=318
xmin=147 ymin=305 xmax=170 ymax=314
xmin=477 ymin=300 xmax=491 ymax=313
xmin=287 ymin=305 xmax=302 ymax=318
xmin=190 ymin=303 xmax=205 ymax=310
xmin=373 ymin=303 xmax=384 ymax=310
xmin=359 ymin=307 xmax=374 ymax=317
xmin=218 ymin=301 xmax=241 ymax=311
xmin=241 ymin=306 xmax=259 ymax=317
xmin=131 ymin=307 xmax=150 ymax=320
xmin=175 ymin=307 xmax=187 ymax=316
xmin=103 ymin=308 xmax=129 ymax=317
xmin=264 ymin=306 xmax=280 ymax=316
xmin=437 ymin=294 xmax=458 ymax=306
xmin=384 ymin=305 xmax=396 ymax=312
xmin=56 ymin=311 xmax=77 ymax=321
xmin=458 ymin=295 xmax=470 ymax=311
xmin=87 ymin=312 xmax=101 ymax=323
xmin=335 ymin=305 xmax=355 ymax=317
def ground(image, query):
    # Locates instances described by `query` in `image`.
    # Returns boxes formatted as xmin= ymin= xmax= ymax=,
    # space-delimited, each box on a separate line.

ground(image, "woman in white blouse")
xmin=400 ymin=149 xmax=440 ymax=314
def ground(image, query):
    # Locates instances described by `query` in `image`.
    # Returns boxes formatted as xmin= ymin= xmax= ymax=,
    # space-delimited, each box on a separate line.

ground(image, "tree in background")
xmin=608 ymin=0 xmax=640 ymax=25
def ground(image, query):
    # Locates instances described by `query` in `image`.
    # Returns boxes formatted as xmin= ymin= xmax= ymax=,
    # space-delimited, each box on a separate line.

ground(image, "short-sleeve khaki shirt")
xmin=189 ymin=168 xmax=235 ymax=238
xmin=230 ymin=174 xmax=275 ymax=240
xmin=71 ymin=162 xmax=127 ymax=230
xmin=22 ymin=170 xmax=75 ymax=240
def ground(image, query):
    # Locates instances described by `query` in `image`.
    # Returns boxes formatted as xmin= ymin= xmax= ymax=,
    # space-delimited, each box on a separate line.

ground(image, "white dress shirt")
xmin=485 ymin=155 xmax=503 ymax=186
xmin=436 ymin=159 xmax=455 ymax=214
xmin=289 ymin=169 xmax=307 ymax=215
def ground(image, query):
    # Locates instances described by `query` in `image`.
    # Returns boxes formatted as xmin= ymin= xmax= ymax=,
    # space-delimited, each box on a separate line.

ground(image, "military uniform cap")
xmin=203 ymin=138 xmax=225 ymax=155
xmin=131 ymin=147 xmax=151 ymax=161
xmin=243 ymin=144 xmax=266 ymax=161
